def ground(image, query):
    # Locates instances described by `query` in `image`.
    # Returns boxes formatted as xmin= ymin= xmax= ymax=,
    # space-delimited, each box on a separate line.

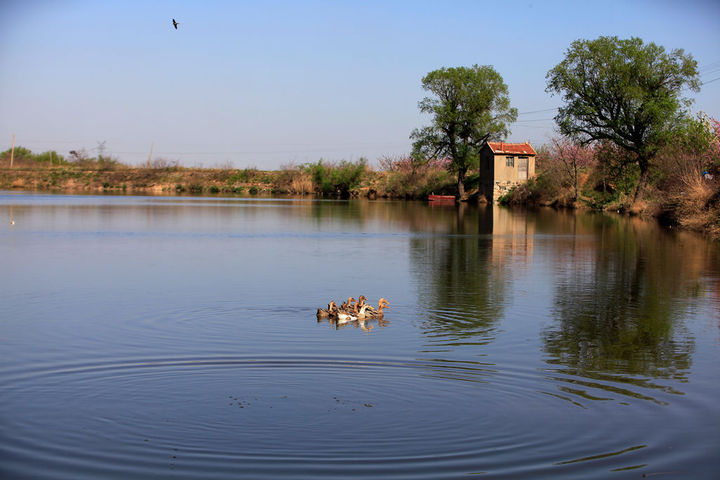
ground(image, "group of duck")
xmin=317 ymin=296 xmax=390 ymax=322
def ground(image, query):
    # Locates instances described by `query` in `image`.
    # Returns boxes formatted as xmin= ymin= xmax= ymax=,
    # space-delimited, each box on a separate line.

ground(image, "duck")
xmin=172 ymin=18 xmax=179 ymax=29
xmin=363 ymin=298 xmax=390 ymax=319
xmin=317 ymin=301 xmax=338 ymax=319
xmin=346 ymin=297 xmax=358 ymax=310
xmin=316 ymin=296 xmax=389 ymax=327
xmin=336 ymin=297 xmax=359 ymax=323
xmin=335 ymin=310 xmax=357 ymax=323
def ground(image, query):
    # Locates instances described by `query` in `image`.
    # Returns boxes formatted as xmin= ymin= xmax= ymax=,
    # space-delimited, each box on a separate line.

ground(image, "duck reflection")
xmin=317 ymin=315 xmax=389 ymax=332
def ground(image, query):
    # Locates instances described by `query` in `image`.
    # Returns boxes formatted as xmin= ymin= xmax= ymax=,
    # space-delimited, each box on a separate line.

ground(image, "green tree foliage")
xmin=1 ymin=146 xmax=67 ymax=167
xmin=411 ymin=65 xmax=517 ymax=197
xmin=546 ymin=36 xmax=700 ymax=200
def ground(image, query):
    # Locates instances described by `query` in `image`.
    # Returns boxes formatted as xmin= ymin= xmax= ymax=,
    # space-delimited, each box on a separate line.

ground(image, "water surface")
xmin=1 ymin=192 xmax=719 ymax=479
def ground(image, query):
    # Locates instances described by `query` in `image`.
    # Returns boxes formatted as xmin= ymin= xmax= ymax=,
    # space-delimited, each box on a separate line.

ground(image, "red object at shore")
xmin=428 ymin=195 xmax=456 ymax=202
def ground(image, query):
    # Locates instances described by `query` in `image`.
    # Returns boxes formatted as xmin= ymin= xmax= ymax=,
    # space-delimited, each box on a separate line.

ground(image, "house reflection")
xmin=409 ymin=205 xmax=536 ymax=347
xmin=479 ymin=205 xmax=535 ymax=266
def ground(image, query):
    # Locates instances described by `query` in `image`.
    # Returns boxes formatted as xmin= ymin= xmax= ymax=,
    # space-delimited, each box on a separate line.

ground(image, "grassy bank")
xmin=0 ymin=149 xmax=456 ymax=199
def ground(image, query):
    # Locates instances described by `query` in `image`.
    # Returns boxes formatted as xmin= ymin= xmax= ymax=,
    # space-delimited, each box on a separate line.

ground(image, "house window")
xmin=506 ymin=156 xmax=515 ymax=167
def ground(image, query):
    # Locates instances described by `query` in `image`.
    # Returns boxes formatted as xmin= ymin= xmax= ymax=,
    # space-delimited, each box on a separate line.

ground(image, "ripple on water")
xmin=0 ymin=354 xmax=709 ymax=479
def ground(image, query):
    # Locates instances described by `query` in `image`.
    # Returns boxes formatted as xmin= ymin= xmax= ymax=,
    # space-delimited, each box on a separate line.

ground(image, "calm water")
xmin=1 ymin=192 xmax=719 ymax=479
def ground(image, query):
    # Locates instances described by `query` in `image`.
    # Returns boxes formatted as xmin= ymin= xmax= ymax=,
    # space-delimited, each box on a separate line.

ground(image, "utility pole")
xmin=147 ymin=141 xmax=154 ymax=168
xmin=96 ymin=140 xmax=107 ymax=159
xmin=10 ymin=134 xmax=15 ymax=168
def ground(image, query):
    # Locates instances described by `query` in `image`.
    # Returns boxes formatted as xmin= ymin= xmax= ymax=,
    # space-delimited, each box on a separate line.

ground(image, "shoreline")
xmin=0 ymin=166 xmax=305 ymax=197
xmin=2 ymin=165 xmax=718 ymax=240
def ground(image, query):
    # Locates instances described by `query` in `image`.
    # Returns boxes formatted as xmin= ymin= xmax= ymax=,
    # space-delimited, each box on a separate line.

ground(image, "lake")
xmin=1 ymin=192 xmax=719 ymax=479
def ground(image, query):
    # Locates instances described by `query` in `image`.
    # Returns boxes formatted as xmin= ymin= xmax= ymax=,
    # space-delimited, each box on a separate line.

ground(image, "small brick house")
xmin=479 ymin=141 xmax=537 ymax=202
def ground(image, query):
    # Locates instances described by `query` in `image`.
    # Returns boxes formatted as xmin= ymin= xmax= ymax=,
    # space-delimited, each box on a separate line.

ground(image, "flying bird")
xmin=172 ymin=19 xmax=179 ymax=30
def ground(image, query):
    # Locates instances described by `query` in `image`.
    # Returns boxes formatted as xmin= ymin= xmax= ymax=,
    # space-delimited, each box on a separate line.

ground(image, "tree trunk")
xmin=573 ymin=161 xmax=579 ymax=202
xmin=457 ymin=169 xmax=466 ymax=198
xmin=633 ymin=156 xmax=650 ymax=203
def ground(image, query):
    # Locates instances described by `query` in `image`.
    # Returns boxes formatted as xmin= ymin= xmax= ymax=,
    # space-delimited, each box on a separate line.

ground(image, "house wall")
xmin=479 ymin=146 xmax=495 ymax=201
xmin=494 ymin=155 xmax=517 ymax=182
xmin=494 ymin=155 xmax=536 ymax=182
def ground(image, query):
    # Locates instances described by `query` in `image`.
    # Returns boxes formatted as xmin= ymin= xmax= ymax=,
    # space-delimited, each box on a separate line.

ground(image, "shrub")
xmin=376 ymin=155 xmax=454 ymax=198
xmin=228 ymin=167 xmax=259 ymax=183
xmin=303 ymin=158 xmax=367 ymax=197
xmin=499 ymin=175 xmax=565 ymax=206
xmin=275 ymin=163 xmax=313 ymax=194
xmin=150 ymin=157 xmax=180 ymax=170
xmin=66 ymin=149 xmax=123 ymax=171
xmin=653 ymin=115 xmax=720 ymax=229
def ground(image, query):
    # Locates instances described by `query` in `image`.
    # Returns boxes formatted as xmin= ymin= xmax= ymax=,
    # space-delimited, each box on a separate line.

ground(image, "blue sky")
xmin=1 ymin=0 xmax=719 ymax=169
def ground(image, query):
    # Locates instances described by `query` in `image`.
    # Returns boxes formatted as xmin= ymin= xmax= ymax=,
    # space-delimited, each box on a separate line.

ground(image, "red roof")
xmin=485 ymin=142 xmax=536 ymax=155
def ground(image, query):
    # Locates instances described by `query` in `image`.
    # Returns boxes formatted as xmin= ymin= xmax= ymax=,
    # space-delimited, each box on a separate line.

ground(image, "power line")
xmin=516 ymin=107 xmax=558 ymax=115
xmin=113 ymin=146 xmax=411 ymax=155
xmin=12 ymin=139 xmax=87 ymax=144
xmin=512 ymin=118 xmax=556 ymax=123
xmin=700 ymin=67 xmax=720 ymax=76
xmin=511 ymin=124 xmax=557 ymax=129
xmin=699 ymin=60 xmax=720 ymax=73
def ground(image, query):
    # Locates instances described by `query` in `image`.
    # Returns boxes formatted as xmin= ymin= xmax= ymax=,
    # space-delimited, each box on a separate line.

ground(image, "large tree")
xmin=411 ymin=65 xmax=517 ymax=198
xmin=546 ymin=36 xmax=700 ymax=200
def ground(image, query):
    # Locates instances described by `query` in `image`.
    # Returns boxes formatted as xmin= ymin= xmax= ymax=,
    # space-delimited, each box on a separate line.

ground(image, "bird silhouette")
xmin=172 ymin=19 xmax=179 ymax=29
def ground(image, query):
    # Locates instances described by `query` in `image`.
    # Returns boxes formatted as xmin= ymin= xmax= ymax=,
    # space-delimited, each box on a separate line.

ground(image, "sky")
xmin=1 ymin=0 xmax=719 ymax=169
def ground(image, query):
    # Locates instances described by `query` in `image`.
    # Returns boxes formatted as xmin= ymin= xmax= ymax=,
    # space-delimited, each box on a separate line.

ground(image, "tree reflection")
xmin=542 ymin=216 xmax=706 ymax=386
xmin=409 ymin=205 xmax=534 ymax=347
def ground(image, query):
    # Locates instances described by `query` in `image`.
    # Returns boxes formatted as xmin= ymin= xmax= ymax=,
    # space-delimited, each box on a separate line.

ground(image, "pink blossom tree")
xmin=545 ymin=137 xmax=596 ymax=201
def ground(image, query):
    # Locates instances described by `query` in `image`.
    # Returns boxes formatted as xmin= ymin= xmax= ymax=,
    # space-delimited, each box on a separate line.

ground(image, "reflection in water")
xmin=410 ymin=205 xmax=534 ymax=348
xmin=540 ymin=215 xmax=717 ymax=404
xmin=317 ymin=315 xmax=389 ymax=332
xmin=406 ymin=203 xmax=718 ymax=406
